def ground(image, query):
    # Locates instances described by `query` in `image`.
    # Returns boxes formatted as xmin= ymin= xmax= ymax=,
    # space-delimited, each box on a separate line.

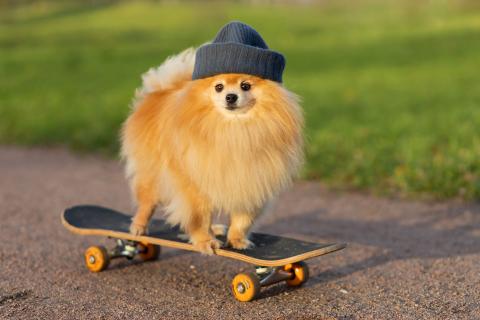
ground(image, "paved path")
xmin=0 ymin=146 xmax=479 ymax=319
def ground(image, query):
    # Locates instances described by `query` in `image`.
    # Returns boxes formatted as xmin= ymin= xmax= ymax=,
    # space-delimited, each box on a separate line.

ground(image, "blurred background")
xmin=1 ymin=0 xmax=479 ymax=199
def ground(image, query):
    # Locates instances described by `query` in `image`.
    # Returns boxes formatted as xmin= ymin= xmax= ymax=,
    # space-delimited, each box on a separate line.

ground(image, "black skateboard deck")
xmin=63 ymin=205 xmax=345 ymax=266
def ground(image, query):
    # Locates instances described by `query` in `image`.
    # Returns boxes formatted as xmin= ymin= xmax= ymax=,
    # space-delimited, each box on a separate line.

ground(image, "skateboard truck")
xmin=84 ymin=239 xmax=160 ymax=273
xmin=255 ymin=266 xmax=295 ymax=286
xmin=231 ymin=262 xmax=310 ymax=302
xmin=108 ymin=239 xmax=144 ymax=260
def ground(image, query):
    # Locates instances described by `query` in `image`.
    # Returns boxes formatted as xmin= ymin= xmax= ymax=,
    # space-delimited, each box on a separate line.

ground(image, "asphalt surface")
xmin=1 ymin=146 xmax=479 ymax=319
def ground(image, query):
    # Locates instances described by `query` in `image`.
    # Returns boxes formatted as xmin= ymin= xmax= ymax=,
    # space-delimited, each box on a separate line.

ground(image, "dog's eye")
xmin=215 ymin=84 xmax=224 ymax=92
xmin=240 ymin=82 xmax=251 ymax=91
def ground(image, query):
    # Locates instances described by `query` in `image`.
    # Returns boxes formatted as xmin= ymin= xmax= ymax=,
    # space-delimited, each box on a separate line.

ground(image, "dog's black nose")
xmin=225 ymin=93 xmax=238 ymax=104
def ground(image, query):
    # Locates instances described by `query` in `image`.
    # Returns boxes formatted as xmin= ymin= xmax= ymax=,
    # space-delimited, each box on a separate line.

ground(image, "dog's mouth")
xmin=224 ymin=99 xmax=255 ymax=112
xmin=226 ymin=103 xmax=238 ymax=111
xmin=218 ymin=99 xmax=256 ymax=117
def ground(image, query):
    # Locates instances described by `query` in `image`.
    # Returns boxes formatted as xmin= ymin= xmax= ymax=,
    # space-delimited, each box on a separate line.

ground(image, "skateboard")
xmin=62 ymin=205 xmax=346 ymax=302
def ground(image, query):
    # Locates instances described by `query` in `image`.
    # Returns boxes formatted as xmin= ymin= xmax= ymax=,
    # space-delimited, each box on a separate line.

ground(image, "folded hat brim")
xmin=192 ymin=42 xmax=285 ymax=82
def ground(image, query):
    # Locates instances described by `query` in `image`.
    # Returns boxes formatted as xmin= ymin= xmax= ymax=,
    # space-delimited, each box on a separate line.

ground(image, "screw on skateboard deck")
xmin=62 ymin=205 xmax=346 ymax=302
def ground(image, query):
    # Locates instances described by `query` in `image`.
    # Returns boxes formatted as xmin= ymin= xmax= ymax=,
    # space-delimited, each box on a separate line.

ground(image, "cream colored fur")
xmin=133 ymin=47 xmax=196 ymax=106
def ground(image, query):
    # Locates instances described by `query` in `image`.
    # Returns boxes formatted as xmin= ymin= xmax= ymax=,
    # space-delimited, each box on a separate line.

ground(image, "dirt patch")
xmin=0 ymin=290 xmax=32 ymax=306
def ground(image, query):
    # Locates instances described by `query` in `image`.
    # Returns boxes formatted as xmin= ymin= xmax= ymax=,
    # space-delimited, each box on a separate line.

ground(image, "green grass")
xmin=1 ymin=1 xmax=480 ymax=199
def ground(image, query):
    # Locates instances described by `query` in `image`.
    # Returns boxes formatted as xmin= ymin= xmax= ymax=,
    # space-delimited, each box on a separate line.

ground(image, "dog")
xmin=120 ymin=22 xmax=304 ymax=254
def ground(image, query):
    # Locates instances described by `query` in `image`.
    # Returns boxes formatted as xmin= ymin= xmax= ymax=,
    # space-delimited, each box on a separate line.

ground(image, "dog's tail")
xmin=133 ymin=47 xmax=196 ymax=105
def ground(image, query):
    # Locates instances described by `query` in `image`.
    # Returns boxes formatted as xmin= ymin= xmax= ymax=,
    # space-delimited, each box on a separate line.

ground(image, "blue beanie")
xmin=192 ymin=21 xmax=285 ymax=83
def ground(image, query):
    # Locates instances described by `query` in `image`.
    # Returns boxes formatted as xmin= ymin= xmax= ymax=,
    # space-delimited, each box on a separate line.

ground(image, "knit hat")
xmin=192 ymin=21 xmax=285 ymax=83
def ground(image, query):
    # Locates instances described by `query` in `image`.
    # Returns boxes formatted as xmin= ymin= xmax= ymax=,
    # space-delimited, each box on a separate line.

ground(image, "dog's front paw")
xmin=192 ymin=237 xmax=223 ymax=255
xmin=228 ymin=237 xmax=254 ymax=250
xmin=130 ymin=222 xmax=147 ymax=236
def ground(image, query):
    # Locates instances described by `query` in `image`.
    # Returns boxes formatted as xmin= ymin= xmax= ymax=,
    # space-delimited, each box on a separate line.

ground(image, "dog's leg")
xmin=227 ymin=211 xmax=256 ymax=250
xmin=130 ymin=178 xmax=158 ymax=236
xmin=167 ymin=164 xmax=220 ymax=254
xmin=185 ymin=206 xmax=222 ymax=255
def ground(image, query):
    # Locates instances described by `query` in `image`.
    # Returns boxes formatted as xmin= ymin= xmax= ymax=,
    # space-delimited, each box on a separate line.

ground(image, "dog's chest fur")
xmin=180 ymin=118 xmax=301 ymax=213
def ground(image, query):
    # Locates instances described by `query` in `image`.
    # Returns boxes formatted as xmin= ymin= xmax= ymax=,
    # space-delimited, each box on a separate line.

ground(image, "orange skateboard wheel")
xmin=84 ymin=246 xmax=109 ymax=272
xmin=138 ymin=242 xmax=160 ymax=261
xmin=284 ymin=261 xmax=309 ymax=287
xmin=231 ymin=272 xmax=261 ymax=302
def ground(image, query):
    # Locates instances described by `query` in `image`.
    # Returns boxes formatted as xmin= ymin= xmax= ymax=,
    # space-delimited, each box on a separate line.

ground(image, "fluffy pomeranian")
xmin=121 ymin=22 xmax=304 ymax=254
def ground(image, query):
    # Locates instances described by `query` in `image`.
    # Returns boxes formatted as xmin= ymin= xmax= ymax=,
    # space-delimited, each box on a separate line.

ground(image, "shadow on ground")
xmin=263 ymin=198 xmax=480 ymax=286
